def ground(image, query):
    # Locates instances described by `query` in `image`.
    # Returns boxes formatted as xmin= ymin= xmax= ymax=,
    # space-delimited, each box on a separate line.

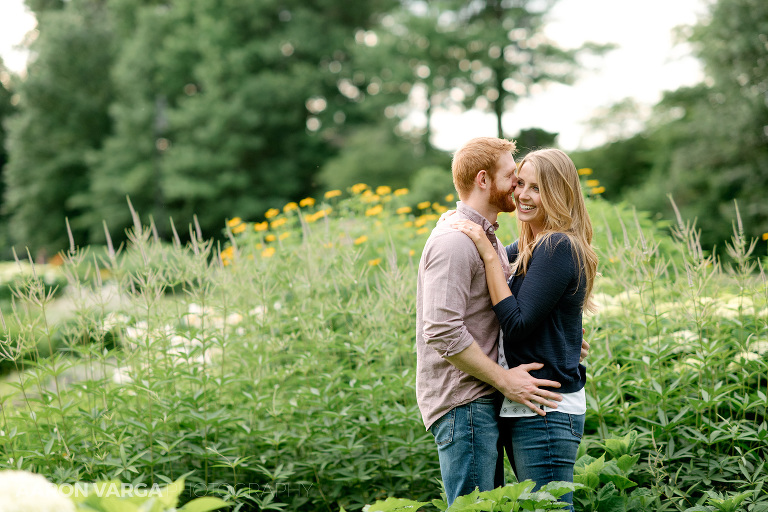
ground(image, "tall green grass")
xmin=0 ymin=185 xmax=766 ymax=511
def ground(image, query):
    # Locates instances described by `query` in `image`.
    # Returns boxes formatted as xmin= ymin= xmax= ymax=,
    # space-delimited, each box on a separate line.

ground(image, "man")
xmin=415 ymin=137 xmax=565 ymax=505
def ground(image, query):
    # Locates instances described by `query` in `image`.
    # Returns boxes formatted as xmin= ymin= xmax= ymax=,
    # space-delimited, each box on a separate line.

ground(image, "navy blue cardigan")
xmin=493 ymin=233 xmax=587 ymax=393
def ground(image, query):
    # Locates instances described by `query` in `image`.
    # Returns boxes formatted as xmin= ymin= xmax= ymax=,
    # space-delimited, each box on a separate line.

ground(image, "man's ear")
xmin=475 ymin=170 xmax=488 ymax=190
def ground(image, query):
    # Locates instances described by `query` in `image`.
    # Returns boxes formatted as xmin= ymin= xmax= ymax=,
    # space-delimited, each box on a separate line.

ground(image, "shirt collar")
xmin=456 ymin=202 xmax=499 ymax=234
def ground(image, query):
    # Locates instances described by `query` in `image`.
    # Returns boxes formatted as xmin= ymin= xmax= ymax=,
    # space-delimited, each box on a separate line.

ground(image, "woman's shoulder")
xmin=539 ymin=231 xmax=573 ymax=248
xmin=535 ymin=232 xmax=576 ymax=261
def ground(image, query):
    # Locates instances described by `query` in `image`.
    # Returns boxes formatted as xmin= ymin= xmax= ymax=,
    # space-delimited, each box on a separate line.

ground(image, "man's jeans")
xmin=429 ymin=396 xmax=498 ymax=505
xmin=499 ymin=412 xmax=585 ymax=512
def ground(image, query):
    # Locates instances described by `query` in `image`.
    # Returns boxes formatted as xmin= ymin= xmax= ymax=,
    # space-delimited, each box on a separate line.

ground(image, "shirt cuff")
xmin=424 ymin=330 xmax=474 ymax=358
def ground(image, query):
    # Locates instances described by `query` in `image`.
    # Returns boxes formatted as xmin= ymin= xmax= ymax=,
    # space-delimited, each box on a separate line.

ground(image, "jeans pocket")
xmin=430 ymin=409 xmax=455 ymax=447
xmin=569 ymin=414 xmax=585 ymax=439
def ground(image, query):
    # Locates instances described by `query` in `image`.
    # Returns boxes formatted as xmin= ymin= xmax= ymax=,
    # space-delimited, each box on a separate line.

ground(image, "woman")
xmin=451 ymin=148 xmax=598 ymax=510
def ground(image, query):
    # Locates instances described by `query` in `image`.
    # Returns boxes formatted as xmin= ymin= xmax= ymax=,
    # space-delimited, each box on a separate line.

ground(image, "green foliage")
xmin=3 ymin=4 xmax=114 ymax=256
xmin=575 ymin=0 xmax=768 ymax=251
xmin=0 ymin=186 xmax=766 ymax=512
xmin=66 ymin=477 xmax=230 ymax=512
xmin=407 ymin=166 xmax=456 ymax=207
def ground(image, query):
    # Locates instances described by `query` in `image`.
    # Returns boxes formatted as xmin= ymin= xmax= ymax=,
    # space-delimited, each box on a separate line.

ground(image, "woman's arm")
xmin=451 ymin=219 xmax=512 ymax=305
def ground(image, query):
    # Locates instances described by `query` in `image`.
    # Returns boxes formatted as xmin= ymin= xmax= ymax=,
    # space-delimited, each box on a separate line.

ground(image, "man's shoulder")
xmin=422 ymin=225 xmax=479 ymax=261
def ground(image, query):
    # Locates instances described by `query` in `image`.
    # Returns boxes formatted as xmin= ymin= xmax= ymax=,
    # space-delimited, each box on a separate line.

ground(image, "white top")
xmin=497 ymin=330 xmax=586 ymax=417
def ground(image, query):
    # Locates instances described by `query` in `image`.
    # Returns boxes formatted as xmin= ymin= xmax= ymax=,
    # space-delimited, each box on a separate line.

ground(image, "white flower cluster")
xmin=0 ymin=470 xmax=74 ymax=512
xmin=112 ymin=303 xmax=252 ymax=385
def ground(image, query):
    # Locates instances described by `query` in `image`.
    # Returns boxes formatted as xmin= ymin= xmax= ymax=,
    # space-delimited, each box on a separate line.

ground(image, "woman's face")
xmin=514 ymin=162 xmax=546 ymax=234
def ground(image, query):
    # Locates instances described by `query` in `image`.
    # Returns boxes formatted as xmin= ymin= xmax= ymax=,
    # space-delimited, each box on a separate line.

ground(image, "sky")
xmin=0 ymin=0 xmax=708 ymax=151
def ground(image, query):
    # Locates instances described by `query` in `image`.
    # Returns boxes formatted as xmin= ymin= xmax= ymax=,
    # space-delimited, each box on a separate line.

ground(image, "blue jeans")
xmin=499 ymin=412 xmax=584 ymax=512
xmin=429 ymin=396 xmax=499 ymax=505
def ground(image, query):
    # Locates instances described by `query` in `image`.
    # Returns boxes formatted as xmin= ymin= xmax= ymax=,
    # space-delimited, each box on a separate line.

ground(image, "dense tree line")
xmin=572 ymin=0 xmax=768 ymax=250
xmin=0 ymin=0 xmax=763 ymax=256
xmin=0 ymin=0 xmax=602 ymax=257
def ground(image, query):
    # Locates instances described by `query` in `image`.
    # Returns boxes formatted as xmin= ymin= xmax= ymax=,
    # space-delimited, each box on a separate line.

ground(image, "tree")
xmin=0 ymin=60 xmax=17 ymax=257
xmin=434 ymin=0 xmax=610 ymax=138
xmin=621 ymin=0 xmax=768 ymax=248
xmin=85 ymin=0 xmax=400 ymax=243
xmin=3 ymin=1 xmax=114 ymax=256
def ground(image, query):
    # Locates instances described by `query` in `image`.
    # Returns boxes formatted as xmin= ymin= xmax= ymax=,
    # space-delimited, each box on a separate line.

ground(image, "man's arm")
xmin=445 ymin=341 xmax=562 ymax=416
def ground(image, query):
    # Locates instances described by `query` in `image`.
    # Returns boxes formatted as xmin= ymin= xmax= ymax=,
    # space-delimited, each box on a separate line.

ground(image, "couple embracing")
xmin=415 ymin=137 xmax=598 ymax=511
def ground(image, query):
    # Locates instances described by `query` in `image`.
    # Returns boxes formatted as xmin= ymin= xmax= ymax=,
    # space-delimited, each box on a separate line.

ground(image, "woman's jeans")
xmin=429 ymin=396 xmax=498 ymax=505
xmin=498 ymin=412 xmax=585 ymax=511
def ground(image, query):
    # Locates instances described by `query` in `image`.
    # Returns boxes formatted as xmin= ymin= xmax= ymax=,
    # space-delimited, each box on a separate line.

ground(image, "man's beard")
xmin=489 ymin=178 xmax=516 ymax=213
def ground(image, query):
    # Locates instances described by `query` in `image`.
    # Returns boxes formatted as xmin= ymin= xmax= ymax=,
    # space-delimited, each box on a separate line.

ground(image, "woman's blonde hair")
xmin=512 ymin=148 xmax=598 ymax=313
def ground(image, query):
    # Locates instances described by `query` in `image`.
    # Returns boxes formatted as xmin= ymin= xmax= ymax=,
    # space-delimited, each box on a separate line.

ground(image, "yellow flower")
xmin=232 ymin=223 xmax=247 ymax=234
xmin=578 ymin=168 xmax=593 ymax=176
xmin=763 ymin=233 xmax=768 ymax=241
xmin=394 ymin=188 xmax=409 ymax=196
xmin=265 ymin=234 xmax=276 ymax=242
xmin=300 ymin=197 xmax=316 ymax=207
xmin=351 ymin=183 xmax=368 ymax=194
xmin=403 ymin=221 xmax=413 ymax=228
xmin=368 ymin=258 xmax=382 ymax=266
xmin=256 ymin=243 xmax=263 ymax=249
xmin=417 ymin=201 xmax=431 ymax=210
xmin=376 ymin=186 xmax=392 ymax=196
xmin=354 ymin=235 xmax=368 ymax=245
xmin=323 ymin=242 xmax=334 ymax=249
xmin=283 ymin=202 xmax=298 ymax=212
xmin=279 ymin=232 xmax=291 ymax=240
xmin=265 ymin=208 xmax=280 ymax=219
xmin=366 ymin=205 xmax=384 ymax=217
xmin=586 ymin=179 xmax=600 ymax=187
xmin=324 ymin=189 xmax=342 ymax=199
xmin=591 ymin=186 xmax=606 ymax=195
xmin=445 ymin=194 xmax=455 ymax=202
xmin=221 ymin=246 xmax=234 ymax=266
xmin=409 ymin=249 xmax=415 ymax=257
xmin=271 ymin=218 xmax=287 ymax=228
xmin=415 ymin=217 xmax=429 ymax=227
xmin=396 ymin=206 xmax=412 ymax=215
xmin=262 ymin=247 xmax=276 ymax=258
xmin=254 ymin=221 xmax=268 ymax=232
xmin=434 ymin=205 xmax=448 ymax=214
xmin=417 ymin=227 xmax=429 ymax=235
xmin=227 ymin=217 xmax=243 ymax=227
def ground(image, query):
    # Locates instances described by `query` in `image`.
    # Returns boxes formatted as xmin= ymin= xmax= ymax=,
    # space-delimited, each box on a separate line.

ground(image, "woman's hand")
xmin=451 ymin=219 xmax=496 ymax=260
xmin=437 ymin=209 xmax=457 ymax=225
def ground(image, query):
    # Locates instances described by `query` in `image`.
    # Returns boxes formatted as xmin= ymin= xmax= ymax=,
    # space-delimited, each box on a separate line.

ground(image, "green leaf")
xmin=539 ymin=481 xmax=580 ymax=499
xmin=156 ymin=478 xmax=186 ymax=507
xmin=601 ymin=474 xmax=638 ymax=492
xmin=596 ymin=482 xmax=618 ymax=502
xmin=616 ymin=454 xmax=640 ymax=475
xmin=574 ymin=472 xmax=600 ymax=491
xmin=479 ymin=481 xmax=536 ymax=503
xmin=364 ymin=497 xmax=429 ymax=511
xmin=98 ymin=498 xmax=141 ymax=512
xmin=178 ymin=496 xmax=232 ymax=512
xmin=446 ymin=489 xmax=481 ymax=511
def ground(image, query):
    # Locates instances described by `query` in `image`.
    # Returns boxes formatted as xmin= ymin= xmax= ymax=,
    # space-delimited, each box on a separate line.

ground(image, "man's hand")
xmin=496 ymin=362 xmax=562 ymax=416
xmin=580 ymin=329 xmax=589 ymax=363
xmin=580 ymin=339 xmax=590 ymax=363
